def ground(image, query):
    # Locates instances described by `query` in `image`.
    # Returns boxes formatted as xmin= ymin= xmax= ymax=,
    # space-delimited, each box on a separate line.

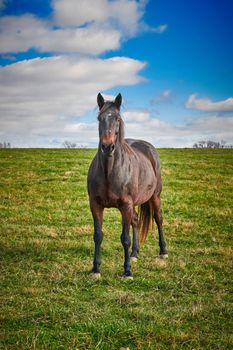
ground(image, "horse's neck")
xmin=98 ymin=143 xmax=124 ymax=179
xmin=104 ymin=154 xmax=115 ymax=178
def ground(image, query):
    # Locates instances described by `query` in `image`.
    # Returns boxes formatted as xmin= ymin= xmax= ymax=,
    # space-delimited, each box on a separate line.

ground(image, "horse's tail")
xmin=138 ymin=200 xmax=154 ymax=243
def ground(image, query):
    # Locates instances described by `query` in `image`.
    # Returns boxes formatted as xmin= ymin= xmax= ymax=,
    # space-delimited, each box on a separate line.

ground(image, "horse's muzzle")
xmin=101 ymin=143 xmax=115 ymax=157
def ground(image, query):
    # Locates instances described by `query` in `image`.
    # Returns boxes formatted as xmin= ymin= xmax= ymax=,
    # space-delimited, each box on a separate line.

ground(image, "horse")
xmin=87 ymin=93 xmax=168 ymax=279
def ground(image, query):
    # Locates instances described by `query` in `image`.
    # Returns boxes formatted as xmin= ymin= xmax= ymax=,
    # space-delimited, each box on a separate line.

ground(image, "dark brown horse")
xmin=87 ymin=93 xmax=168 ymax=279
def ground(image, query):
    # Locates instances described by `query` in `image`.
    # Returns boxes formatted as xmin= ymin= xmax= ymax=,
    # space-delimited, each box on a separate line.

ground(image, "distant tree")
xmin=200 ymin=141 xmax=207 ymax=148
xmin=220 ymin=140 xmax=226 ymax=148
xmin=0 ymin=141 xmax=11 ymax=148
xmin=206 ymin=140 xmax=220 ymax=148
xmin=63 ymin=141 xmax=77 ymax=148
xmin=194 ymin=141 xmax=207 ymax=148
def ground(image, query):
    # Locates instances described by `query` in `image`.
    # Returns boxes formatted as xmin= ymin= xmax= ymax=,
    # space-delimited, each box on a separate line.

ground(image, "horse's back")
xmin=125 ymin=138 xmax=161 ymax=171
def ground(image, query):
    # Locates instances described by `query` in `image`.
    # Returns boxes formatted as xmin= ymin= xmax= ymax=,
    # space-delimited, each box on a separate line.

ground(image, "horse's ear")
xmin=97 ymin=93 xmax=105 ymax=110
xmin=114 ymin=93 xmax=122 ymax=110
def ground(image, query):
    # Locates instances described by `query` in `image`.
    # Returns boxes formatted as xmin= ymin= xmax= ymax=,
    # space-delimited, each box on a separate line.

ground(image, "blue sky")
xmin=0 ymin=0 xmax=232 ymax=147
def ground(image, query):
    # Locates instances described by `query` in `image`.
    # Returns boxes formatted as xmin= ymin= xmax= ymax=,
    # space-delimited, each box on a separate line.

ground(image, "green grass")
xmin=0 ymin=148 xmax=232 ymax=350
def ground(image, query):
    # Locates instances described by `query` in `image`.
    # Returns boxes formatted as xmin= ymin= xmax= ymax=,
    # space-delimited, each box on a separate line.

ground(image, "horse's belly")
xmin=134 ymin=161 xmax=157 ymax=204
xmin=134 ymin=182 xmax=156 ymax=205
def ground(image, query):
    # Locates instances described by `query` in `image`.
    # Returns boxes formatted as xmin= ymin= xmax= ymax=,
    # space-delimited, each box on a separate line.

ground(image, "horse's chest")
xmin=94 ymin=192 xmax=120 ymax=208
xmin=95 ymin=179 xmax=132 ymax=208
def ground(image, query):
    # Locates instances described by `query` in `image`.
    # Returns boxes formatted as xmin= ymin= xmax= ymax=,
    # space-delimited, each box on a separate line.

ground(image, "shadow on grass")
xmin=0 ymin=240 xmax=93 ymax=277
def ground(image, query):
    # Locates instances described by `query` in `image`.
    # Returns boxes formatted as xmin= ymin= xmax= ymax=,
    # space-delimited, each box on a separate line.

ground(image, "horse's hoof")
xmin=160 ymin=254 xmax=168 ymax=259
xmin=121 ymin=274 xmax=134 ymax=280
xmin=131 ymin=256 xmax=138 ymax=263
xmin=91 ymin=272 xmax=101 ymax=279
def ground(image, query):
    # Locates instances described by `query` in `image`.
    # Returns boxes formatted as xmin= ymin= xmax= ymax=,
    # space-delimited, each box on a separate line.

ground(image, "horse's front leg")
xmin=120 ymin=203 xmax=133 ymax=279
xmin=91 ymin=202 xmax=104 ymax=278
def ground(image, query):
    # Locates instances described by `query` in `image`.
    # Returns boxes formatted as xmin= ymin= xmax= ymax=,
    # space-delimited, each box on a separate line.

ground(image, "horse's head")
xmin=97 ymin=93 xmax=123 ymax=157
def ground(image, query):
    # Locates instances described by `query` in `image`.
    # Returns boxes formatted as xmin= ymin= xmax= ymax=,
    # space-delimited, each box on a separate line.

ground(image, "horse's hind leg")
xmin=151 ymin=194 xmax=168 ymax=258
xmin=131 ymin=209 xmax=139 ymax=261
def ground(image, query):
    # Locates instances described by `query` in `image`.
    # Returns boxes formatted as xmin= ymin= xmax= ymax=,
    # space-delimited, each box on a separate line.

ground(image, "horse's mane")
xmin=119 ymin=118 xmax=136 ymax=156
xmin=118 ymin=117 xmax=125 ymax=144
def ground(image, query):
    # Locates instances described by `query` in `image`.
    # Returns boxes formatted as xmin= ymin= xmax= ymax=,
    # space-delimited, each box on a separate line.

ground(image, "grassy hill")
xmin=0 ymin=148 xmax=232 ymax=349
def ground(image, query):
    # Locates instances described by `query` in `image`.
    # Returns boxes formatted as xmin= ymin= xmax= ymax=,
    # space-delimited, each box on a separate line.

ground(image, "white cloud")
xmin=152 ymin=89 xmax=172 ymax=104
xmin=1 ymin=73 xmax=233 ymax=147
xmin=124 ymin=110 xmax=151 ymax=122
xmin=53 ymin=0 xmax=107 ymax=27
xmin=0 ymin=0 xmax=167 ymax=55
xmin=123 ymin=112 xmax=233 ymax=147
xmin=143 ymin=23 xmax=168 ymax=33
xmin=0 ymin=15 xmax=121 ymax=55
xmin=53 ymin=0 xmax=144 ymax=37
xmin=162 ymin=90 xmax=171 ymax=98
xmin=0 ymin=1 xmax=169 ymax=147
xmin=0 ymin=55 xmax=145 ymax=115
xmin=186 ymin=94 xmax=233 ymax=112
xmin=153 ymin=24 xmax=168 ymax=33
xmin=0 ymin=55 xmax=146 ymax=147
xmin=191 ymin=114 xmax=233 ymax=134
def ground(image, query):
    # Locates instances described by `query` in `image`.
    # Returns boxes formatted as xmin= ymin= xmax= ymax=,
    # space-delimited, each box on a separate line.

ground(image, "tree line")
xmin=193 ymin=140 xmax=233 ymax=148
xmin=62 ymin=141 xmax=86 ymax=148
xmin=1 ymin=140 xmax=231 ymax=149
xmin=0 ymin=142 xmax=11 ymax=148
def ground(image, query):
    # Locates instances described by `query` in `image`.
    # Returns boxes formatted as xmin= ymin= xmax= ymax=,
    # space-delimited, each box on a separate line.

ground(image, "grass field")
xmin=0 ymin=148 xmax=232 ymax=350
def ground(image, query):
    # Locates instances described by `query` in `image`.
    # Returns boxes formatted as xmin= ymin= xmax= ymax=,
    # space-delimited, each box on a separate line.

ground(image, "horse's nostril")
xmin=101 ymin=143 xmax=115 ymax=155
